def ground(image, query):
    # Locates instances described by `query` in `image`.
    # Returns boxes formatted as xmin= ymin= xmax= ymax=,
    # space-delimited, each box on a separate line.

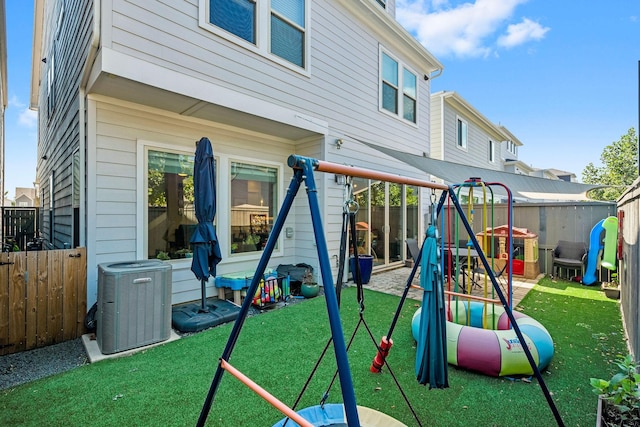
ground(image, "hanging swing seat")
xmin=272 ymin=404 xmax=407 ymax=427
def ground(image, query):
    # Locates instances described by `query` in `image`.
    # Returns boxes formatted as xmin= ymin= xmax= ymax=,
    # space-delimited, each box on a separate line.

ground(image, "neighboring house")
xmin=430 ymin=91 xmax=508 ymax=171
xmin=547 ymin=168 xmax=578 ymax=183
xmin=0 ymin=0 xmax=6 ymax=208
xmin=31 ymin=0 xmax=443 ymax=305
xmin=14 ymin=187 xmax=37 ymax=207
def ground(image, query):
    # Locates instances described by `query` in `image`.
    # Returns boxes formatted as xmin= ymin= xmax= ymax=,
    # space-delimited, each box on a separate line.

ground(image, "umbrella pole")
xmin=199 ymin=279 xmax=209 ymax=313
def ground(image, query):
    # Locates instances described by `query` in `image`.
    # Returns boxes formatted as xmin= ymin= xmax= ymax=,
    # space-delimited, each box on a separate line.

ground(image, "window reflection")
xmin=147 ymin=150 xmax=196 ymax=260
xmin=230 ymin=162 xmax=278 ymax=254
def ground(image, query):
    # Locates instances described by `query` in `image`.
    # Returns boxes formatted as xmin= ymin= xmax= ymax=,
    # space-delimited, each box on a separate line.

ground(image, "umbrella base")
xmin=172 ymin=299 xmax=240 ymax=333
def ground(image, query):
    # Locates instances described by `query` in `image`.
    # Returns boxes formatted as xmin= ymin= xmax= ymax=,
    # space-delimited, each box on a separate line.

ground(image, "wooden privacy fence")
xmin=0 ymin=247 xmax=86 ymax=356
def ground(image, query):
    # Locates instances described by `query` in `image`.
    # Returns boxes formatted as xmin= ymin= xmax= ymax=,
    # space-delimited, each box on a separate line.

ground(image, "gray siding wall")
xmin=89 ymin=96 xmax=304 ymax=304
xmin=103 ymin=0 xmax=432 ymax=156
xmin=87 ymin=97 xmax=428 ymax=304
xmin=36 ymin=0 xmax=93 ymax=248
xmin=442 ymin=102 xmax=502 ymax=170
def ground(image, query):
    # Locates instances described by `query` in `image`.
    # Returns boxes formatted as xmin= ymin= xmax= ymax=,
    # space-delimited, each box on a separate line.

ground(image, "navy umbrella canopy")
xmin=415 ymin=225 xmax=449 ymax=389
xmin=191 ymin=137 xmax=222 ymax=311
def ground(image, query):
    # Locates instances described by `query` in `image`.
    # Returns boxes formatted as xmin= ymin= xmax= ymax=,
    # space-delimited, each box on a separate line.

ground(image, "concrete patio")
xmin=363 ymin=265 xmax=541 ymax=307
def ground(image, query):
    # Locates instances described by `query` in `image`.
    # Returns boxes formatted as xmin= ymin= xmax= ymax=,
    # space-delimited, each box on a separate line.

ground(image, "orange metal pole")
xmin=220 ymin=359 xmax=314 ymax=427
xmin=313 ymin=159 xmax=449 ymax=190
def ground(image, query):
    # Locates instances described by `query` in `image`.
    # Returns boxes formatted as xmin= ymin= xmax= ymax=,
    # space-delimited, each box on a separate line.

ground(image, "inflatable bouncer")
xmin=412 ymin=301 xmax=554 ymax=377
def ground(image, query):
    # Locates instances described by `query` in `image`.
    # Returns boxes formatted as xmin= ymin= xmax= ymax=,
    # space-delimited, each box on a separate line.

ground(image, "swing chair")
xmin=195 ymin=156 xmax=565 ymax=427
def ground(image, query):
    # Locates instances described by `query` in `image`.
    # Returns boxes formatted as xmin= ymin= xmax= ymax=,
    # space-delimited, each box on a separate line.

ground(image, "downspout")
xmin=79 ymin=0 xmax=100 ymax=302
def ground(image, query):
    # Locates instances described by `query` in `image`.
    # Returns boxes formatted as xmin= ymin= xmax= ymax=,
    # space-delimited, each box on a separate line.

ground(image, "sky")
xmin=2 ymin=1 xmax=639 ymax=200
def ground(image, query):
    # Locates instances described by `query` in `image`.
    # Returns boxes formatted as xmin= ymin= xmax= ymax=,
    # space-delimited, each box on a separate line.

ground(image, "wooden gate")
xmin=0 ymin=247 xmax=86 ymax=356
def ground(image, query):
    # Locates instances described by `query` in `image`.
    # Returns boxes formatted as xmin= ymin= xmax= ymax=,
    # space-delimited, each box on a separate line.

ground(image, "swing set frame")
xmin=195 ymin=155 xmax=564 ymax=427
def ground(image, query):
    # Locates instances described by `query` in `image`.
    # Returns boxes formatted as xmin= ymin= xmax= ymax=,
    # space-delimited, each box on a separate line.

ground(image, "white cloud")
xmin=18 ymin=108 xmax=37 ymax=128
xmin=396 ymin=0 xmax=548 ymax=59
xmin=497 ymin=18 xmax=550 ymax=48
xmin=8 ymin=94 xmax=26 ymax=109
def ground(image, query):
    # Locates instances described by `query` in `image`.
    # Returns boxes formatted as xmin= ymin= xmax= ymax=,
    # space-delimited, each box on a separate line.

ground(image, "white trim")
xmin=97 ymin=47 xmax=327 ymax=135
xmin=198 ymin=0 xmax=311 ymax=76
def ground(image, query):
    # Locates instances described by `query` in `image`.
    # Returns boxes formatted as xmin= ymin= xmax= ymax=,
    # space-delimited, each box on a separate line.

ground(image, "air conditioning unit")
xmin=97 ymin=260 xmax=172 ymax=354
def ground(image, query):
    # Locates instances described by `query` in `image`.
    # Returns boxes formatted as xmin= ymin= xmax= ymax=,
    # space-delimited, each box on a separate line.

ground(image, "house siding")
xmin=103 ymin=0 xmax=431 ymax=155
xmin=441 ymin=103 xmax=503 ymax=171
xmin=35 ymin=0 xmax=439 ymax=305
xmin=36 ymin=0 xmax=93 ymax=248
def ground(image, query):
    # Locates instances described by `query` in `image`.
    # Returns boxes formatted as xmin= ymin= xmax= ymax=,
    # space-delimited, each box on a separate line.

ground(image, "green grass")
xmin=0 ymin=277 xmax=627 ymax=426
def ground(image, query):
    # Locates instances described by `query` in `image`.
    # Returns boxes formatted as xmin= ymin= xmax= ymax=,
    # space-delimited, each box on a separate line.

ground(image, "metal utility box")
xmin=97 ymin=260 xmax=172 ymax=354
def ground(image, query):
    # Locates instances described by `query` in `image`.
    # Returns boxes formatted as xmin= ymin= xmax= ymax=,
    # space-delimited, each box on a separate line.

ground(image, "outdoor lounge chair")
xmin=551 ymin=240 xmax=587 ymax=279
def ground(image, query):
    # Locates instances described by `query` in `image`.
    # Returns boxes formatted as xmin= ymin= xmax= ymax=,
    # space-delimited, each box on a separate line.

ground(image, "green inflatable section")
xmin=601 ymin=216 xmax=618 ymax=270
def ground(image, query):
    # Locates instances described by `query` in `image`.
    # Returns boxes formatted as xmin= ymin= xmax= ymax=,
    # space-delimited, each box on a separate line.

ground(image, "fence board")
xmin=0 ymin=248 xmax=87 ymax=356
xmin=9 ymin=252 xmax=26 ymax=353
xmin=25 ymin=251 xmax=38 ymax=349
xmin=48 ymin=250 xmax=64 ymax=343
xmin=36 ymin=252 xmax=49 ymax=348
xmin=0 ymin=252 xmax=8 ymax=354
xmin=63 ymin=251 xmax=80 ymax=341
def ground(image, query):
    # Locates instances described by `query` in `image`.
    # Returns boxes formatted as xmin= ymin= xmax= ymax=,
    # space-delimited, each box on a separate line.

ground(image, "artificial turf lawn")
xmin=0 ymin=276 xmax=627 ymax=426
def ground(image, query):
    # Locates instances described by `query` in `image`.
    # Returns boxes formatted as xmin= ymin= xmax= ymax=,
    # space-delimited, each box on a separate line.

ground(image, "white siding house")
xmin=31 ymin=0 xmax=443 ymax=305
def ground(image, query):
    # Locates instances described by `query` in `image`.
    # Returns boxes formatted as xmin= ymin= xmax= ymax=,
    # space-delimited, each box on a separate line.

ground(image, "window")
xmin=380 ymin=51 xmax=418 ymax=123
xmin=457 ymin=118 xmax=467 ymax=149
xmin=204 ymin=0 xmax=307 ymax=69
xmin=230 ymin=162 xmax=278 ymax=254
xmin=489 ymin=140 xmax=495 ymax=162
xmin=147 ymin=150 xmax=196 ymax=260
xmin=73 ymin=149 xmax=80 ymax=248
xmin=46 ymin=46 xmax=56 ymax=119
xmin=376 ymin=0 xmax=386 ymax=7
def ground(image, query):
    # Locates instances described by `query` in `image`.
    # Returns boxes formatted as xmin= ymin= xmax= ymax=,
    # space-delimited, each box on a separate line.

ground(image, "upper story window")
xmin=203 ymin=0 xmax=308 ymax=70
xmin=380 ymin=50 xmax=418 ymax=124
xmin=506 ymin=140 xmax=517 ymax=156
xmin=46 ymin=46 xmax=56 ymax=119
xmin=456 ymin=117 xmax=467 ymax=149
xmin=375 ymin=0 xmax=387 ymax=7
xmin=489 ymin=140 xmax=495 ymax=162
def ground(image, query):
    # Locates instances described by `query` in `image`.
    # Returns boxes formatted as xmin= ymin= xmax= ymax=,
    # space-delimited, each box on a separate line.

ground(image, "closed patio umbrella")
xmin=415 ymin=225 xmax=449 ymax=389
xmin=190 ymin=137 xmax=222 ymax=312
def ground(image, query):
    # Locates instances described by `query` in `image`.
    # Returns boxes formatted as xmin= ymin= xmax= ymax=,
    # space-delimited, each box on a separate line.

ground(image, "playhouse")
xmin=476 ymin=225 xmax=540 ymax=279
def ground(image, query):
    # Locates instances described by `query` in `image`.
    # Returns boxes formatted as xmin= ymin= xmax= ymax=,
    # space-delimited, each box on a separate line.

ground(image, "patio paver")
xmin=363 ymin=266 xmax=541 ymax=308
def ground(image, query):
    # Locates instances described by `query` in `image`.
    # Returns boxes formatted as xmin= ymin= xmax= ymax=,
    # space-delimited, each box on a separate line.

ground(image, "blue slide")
xmin=582 ymin=219 xmax=605 ymax=285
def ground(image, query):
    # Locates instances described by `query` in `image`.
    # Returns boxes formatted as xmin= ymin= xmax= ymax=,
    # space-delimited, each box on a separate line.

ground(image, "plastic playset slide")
xmin=582 ymin=216 xmax=618 ymax=286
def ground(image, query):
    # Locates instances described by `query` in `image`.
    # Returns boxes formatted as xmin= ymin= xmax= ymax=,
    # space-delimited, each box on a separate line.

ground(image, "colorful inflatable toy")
xmin=412 ymin=301 xmax=554 ymax=377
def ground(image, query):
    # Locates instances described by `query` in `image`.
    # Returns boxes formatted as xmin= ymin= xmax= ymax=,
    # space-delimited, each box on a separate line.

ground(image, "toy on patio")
xmin=583 ymin=216 xmax=619 ymax=286
xmin=195 ymin=156 xmax=564 ymax=427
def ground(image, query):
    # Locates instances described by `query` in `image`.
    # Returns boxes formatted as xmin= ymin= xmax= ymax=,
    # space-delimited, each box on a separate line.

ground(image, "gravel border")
xmin=0 ymin=338 xmax=89 ymax=391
